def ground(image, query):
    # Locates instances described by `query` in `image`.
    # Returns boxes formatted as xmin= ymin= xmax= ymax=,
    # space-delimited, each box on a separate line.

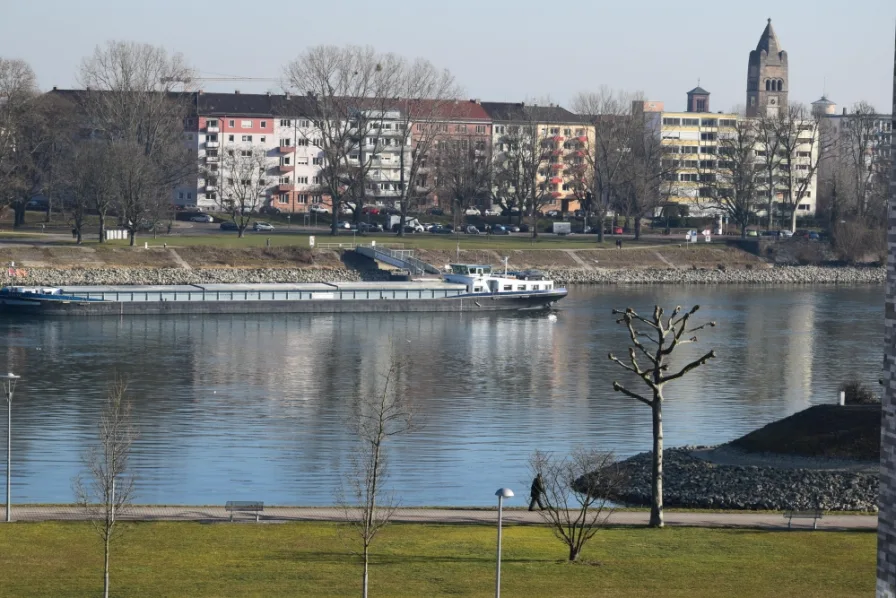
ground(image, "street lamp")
xmin=494 ymin=487 xmax=514 ymax=598
xmin=3 ymin=373 xmax=20 ymax=523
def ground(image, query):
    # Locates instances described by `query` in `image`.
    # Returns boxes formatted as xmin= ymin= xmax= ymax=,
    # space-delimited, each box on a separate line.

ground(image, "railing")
xmin=355 ymin=245 xmax=440 ymax=276
xmin=315 ymin=242 xmax=405 ymax=250
xmin=70 ymin=287 xmax=464 ymax=303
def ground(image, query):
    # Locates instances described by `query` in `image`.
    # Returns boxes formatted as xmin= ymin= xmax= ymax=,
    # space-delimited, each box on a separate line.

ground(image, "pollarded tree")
xmin=608 ymin=305 xmax=716 ymax=528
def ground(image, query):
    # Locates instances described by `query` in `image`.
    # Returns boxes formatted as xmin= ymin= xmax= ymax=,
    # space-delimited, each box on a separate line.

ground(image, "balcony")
xmin=206 ymin=141 xmax=220 ymax=149
xmin=205 ymin=184 xmax=217 ymax=192
xmin=552 ymin=135 xmax=565 ymax=142
xmin=205 ymin=155 xmax=219 ymax=163
xmin=279 ymin=165 xmax=295 ymax=173
xmin=278 ymin=184 xmax=297 ymax=192
xmin=551 ymin=163 xmax=564 ymax=170
xmin=279 ymin=145 xmax=296 ymax=154
xmin=550 ymin=177 xmax=562 ymax=184
xmin=206 ymin=125 xmax=220 ymax=133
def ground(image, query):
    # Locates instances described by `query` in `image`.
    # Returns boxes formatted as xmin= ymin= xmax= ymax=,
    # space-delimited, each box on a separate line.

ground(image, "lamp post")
xmin=3 ymin=373 xmax=20 ymax=523
xmin=494 ymin=487 xmax=514 ymax=598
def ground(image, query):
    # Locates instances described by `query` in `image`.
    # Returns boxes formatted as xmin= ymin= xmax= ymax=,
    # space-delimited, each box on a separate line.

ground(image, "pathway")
xmin=5 ymin=506 xmax=876 ymax=530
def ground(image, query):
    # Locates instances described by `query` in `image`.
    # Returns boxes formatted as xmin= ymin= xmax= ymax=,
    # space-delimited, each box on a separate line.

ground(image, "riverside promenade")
xmin=5 ymin=506 xmax=877 ymax=530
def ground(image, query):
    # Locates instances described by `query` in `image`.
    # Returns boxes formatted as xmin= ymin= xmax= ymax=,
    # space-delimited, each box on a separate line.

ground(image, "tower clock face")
xmin=770 ymin=98 xmax=776 ymax=105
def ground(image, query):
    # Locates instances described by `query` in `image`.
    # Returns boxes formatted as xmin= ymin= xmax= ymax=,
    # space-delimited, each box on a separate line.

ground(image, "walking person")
xmin=528 ymin=473 xmax=546 ymax=511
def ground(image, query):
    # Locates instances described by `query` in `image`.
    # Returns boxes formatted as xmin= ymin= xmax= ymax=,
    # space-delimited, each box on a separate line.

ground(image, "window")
xmin=681 ymin=146 xmax=699 ymax=154
xmin=207 ymin=119 xmax=218 ymax=127
xmin=312 ymin=138 xmax=321 ymax=146
xmin=279 ymin=119 xmax=291 ymax=127
xmin=278 ymin=195 xmax=288 ymax=204
xmin=563 ymin=128 xmax=571 ymax=136
xmin=241 ymin=135 xmax=252 ymax=142
xmin=680 ymin=173 xmax=699 ymax=182
xmin=207 ymin=150 xmax=218 ymax=157
xmin=297 ymin=176 xmax=308 ymax=184
xmin=207 ymin=134 xmax=218 ymax=142
xmin=281 ymin=156 xmax=291 ymax=165
xmin=260 ymin=136 xmax=266 ymax=143
xmin=261 ymin=121 xmax=267 ymax=128
xmin=186 ymin=134 xmax=193 ymax=140
xmin=699 ymin=160 xmax=715 ymax=169
xmin=298 ymin=194 xmax=308 ymax=203
xmin=228 ymin=135 xmax=235 ymax=142
xmin=475 ymin=125 xmax=486 ymax=134
xmin=279 ymin=176 xmax=290 ymax=184
xmin=682 ymin=118 xmax=700 ymax=126
xmin=495 ymin=125 xmax=505 ymax=134
xmin=313 ymin=157 xmax=323 ymax=165
xmin=349 ymin=154 xmax=359 ymax=160
xmin=296 ymin=138 xmax=308 ymax=146
xmin=240 ymin=150 xmax=252 ymax=157
xmin=241 ymin=120 xmax=252 ymax=128
xmin=455 ymin=125 xmax=466 ymax=133
xmin=701 ymin=119 xmax=717 ymax=127
xmin=280 ymin=139 xmax=292 ymax=147
xmin=720 ymin=119 xmax=737 ymax=127
xmin=187 ymin=192 xmax=192 ymax=199
xmin=700 ymin=132 xmax=716 ymax=141
xmin=178 ymin=192 xmax=184 ymax=199
xmin=550 ymin=128 xmax=559 ymax=135
xmin=702 ymin=146 xmax=716 ymax=154
xmin=228 ymin=120 xmax=235 ymax=127
xmin=662 ymin=118 xmax=681 ymax=126
xmin=312 ymin=176 xmax=320 ymax=184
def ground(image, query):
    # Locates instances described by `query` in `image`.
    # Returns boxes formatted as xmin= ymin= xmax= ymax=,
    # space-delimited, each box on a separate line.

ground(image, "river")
xmin=0 ymin=284 xmax=883 ymax=506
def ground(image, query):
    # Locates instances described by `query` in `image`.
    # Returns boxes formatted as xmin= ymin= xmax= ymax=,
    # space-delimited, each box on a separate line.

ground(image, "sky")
xmin=2 ymin=0 xmax=894 ymax=114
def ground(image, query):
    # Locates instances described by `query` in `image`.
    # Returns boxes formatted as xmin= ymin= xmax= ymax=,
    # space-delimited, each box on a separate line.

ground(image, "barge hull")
xmin=0 ymin=292 xmax=566 ymax=316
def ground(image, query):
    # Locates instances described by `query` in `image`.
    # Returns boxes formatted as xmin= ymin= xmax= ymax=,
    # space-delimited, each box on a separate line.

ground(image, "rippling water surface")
xmin=0 ymin=284 xmax=883 ymax=506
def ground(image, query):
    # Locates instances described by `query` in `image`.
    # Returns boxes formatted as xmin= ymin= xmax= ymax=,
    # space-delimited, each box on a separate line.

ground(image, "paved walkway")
xmin=4 ymin=506 xmax=876 ymax=530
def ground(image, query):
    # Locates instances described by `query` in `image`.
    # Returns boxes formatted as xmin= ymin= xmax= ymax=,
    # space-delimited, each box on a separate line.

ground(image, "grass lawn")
xmin=0 ymin=522 xmax=874 ymax=597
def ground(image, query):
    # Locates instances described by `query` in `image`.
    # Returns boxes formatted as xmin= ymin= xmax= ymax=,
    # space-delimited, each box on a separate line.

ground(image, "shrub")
xmin=839 ymin=380 xmax=880 ymax=405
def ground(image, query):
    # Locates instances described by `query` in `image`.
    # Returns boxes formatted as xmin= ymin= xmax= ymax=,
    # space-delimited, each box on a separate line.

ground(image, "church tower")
xmin=746 ymin=19 xmax=788 ymax=117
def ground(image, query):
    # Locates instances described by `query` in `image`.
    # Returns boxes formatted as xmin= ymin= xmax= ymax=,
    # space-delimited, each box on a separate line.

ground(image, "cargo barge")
xmin=0 ymin=265 xmax=567 ymax=316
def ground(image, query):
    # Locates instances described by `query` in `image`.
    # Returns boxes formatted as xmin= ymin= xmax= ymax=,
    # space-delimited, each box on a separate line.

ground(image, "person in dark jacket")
xmin=528 ymin=473 xmax=546 ymax=511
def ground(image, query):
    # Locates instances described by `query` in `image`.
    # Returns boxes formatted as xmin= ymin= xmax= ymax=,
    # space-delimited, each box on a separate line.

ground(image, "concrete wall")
xmin=878 ymin=25 xmax=896 ymax=598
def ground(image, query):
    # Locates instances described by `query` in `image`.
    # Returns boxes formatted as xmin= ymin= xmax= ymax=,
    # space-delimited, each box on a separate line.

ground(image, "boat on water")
xmin=0 ymin=264 xmax=567 ymax=316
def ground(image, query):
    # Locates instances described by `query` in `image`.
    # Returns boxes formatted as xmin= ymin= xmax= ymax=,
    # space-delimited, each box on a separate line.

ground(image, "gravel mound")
xmin=610 ymin=447 xmax=878 ymax=511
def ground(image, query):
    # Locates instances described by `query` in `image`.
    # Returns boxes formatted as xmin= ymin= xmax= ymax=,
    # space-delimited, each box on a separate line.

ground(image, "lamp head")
xmin=495 ymin=488 xmax=514 ymax=499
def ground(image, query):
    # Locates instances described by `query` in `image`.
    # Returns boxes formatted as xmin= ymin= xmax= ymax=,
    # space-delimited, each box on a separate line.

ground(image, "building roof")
xmin=812 ymin=95 xmax=835 ymax=106
xmin=403 ymin=98 xmax=490 ymax=121
xmin=687 ymin=86 xmax=710 ymax=95
xmin=481 ymin=101 xmax=581 ymax=124
xmin=755 ymin=18 xmax=782 ymax=55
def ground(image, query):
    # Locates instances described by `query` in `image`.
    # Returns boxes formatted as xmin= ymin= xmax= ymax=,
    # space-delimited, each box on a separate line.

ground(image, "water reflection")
xmin=0 ymin=285 xmax=883 ymax=505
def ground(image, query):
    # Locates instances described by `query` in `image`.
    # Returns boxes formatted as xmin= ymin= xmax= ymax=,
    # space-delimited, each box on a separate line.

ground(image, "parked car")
xmin=490 ymin=225 xmax=510 ymax=235
xmin=545 ymin=210 xmax=560 ymax=218
xmin=808 ymin=231 xmax=820 ymax=241
xmin=358 ymin=222 xmax=383 ymax=233
xmin=361 ymin=206 xmax=380 ymax=215
xmin=745 ymin=229 xmax=760 ymax=237
xmin=219 ymin=221 xmax=239 ymax=231
xmin=427 ymin=208 xmax=444 ymax=216
xmin=430 ymin=225 xmax=452 ymax=234
xmin=605 ymin=226 xmax=624 ymax=234
xmin=309 ymin=204 xmax=330 ymax=214
xmin=336 ymin=221 xmax=352 ymax=230
xmin=259 ymin=206 xmax=281 ymax=215
xmin=464 ymin=208 xmax=482 ymax=216
xmin=518 ymin=224 xmax=530 ymax=233
xmin=779 ymin=230 xmax=794 ymax=238
xmin=190 ymin=214 xmax=214 ymax=223
xmin=253 ymin=221 xmax=274 ymax=232
xmin=509 ymin=226 xmax=520 ymax=233
xmin=483 ymin=208 xmax=500 ymax=217
xmin=464 ymin=225 xmax=480 ymax=234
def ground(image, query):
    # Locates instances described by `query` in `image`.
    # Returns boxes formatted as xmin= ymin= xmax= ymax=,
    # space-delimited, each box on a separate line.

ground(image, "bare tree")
xmin=529 ymin=448 xmax=622 ymax=562
xmin=212 ymin=148 xmax=271 ymax=237
xmin=283 ymin=45 xmax=404 ymax=236
xmin=341 ymin=353 xmax=417 ymax=598
xmin=838 ymin=101 xmax=891 ymax=223
xmin=696 ymin=118 xmax=763 ymax=237
xmin=78 ymin=41 xmax=195 ymax=245
xmin=434 ymin=134 xmax=493 ymax=230
xmin=573 ymin=88 xmax=642 ymax=243
xmin=756 ymin=114 xmax=784 ymax=229
xmin=608 ymin=305 xmax=716 ymax=528
xmin=73 ymin=378 xmax=137 ymax=598
xmin=0 ymin=58 xmax=39 ymax=222
xmin=390 ymin=66 xmax=461 ymax=236
xmin=775 ymin=103 xmax=825 ymax=233
xmin=62 ymin=141 xmax=116 ymax=243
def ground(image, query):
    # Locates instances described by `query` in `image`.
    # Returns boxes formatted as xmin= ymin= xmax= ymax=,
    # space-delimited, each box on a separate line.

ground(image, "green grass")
xmin=0 ymin=522 xmax=875 ymax=597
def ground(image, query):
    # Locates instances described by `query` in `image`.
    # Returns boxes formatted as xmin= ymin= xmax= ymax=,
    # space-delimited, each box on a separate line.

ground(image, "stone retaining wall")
xmin=0 ymin=265 xmax=885 ymax=287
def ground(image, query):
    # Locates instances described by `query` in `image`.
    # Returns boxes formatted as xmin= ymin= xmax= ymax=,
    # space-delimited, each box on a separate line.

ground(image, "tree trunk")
xmin=98 ymin=213 xmax=106 ymax=243
xmin=568 ymin=545 xmax=579 ymax=562
xmin=362 ymin=543 xmax=369 ymax=598
xmin=634 ymin=217 xmax=642 ymax=241
xmin=103 ymin=533 xmax=111 ymax=598
xmin=238 ymin=229 xmax=244 ymax=239
xmin=128 ymin=230 xmax=136 ymax=247
xmin=650 ymin=398 xmax=664 ymax=528
xmin=740 ymin=223 xmax=747 ymax=239
xmin=790 ymin=207 xmax=798 ymax=234
xmin=13 ymin=203 xmax=25 ymax=228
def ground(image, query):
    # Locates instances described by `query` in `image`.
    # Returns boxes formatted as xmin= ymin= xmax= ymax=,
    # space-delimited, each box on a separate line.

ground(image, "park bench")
xmin=784 ymin=509 xmax=823 ymax=529
xmin=225 ymin=501 xmax=264 ymax=522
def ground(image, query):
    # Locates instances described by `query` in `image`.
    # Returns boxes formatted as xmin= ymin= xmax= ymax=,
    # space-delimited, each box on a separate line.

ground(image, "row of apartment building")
xmin=177 ymin=92 xmax=587 ymax=214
